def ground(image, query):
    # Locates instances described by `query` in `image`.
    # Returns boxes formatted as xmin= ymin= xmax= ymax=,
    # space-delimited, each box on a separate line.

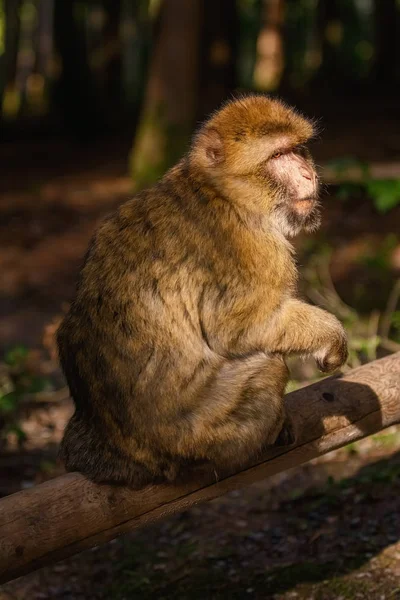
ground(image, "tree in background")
xmin=1 ymin=0 xmax=399 ymax=145
xmin=198 ymin=0 xmax=238 ymax=120
xmin=129 ymin=0 xmax=238 ymax=190
xmin=129 ymin=0 xmax=202 ymax=190
xmin=253 ymin=0 xmax=284 ymax=91
xmin=1 ymin=0 xmax=21 ymax=120
xmin=53 ymin=0 xmax=101 ymax=139
xmin=374 ymin=0 xmax=400 ymax=87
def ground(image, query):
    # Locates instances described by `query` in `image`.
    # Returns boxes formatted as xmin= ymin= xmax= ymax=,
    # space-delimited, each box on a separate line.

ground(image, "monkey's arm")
xmin=262 ymin=298 xmax=348 ymax=372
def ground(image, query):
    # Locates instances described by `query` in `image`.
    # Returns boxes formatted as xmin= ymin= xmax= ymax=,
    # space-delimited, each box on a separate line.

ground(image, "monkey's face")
xmin=191 ymin=95 xmax=321 ymax=238
xmin=263 ymin=144 xmax=320 ymax=238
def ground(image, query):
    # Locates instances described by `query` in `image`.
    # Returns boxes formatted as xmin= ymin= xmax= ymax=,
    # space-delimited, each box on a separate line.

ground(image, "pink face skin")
xmin=265 ymin=146 xmax=320 ymax=237
xmin=268 ymin=149 xmax=317 ymax=204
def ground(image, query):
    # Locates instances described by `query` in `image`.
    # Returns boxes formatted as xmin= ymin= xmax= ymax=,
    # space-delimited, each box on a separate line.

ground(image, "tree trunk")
xmin=253 ymin=0 xmax=285 ymax=91
xmin=197 ymin=0 xmax=238 ymax=121
xmin=0 ymin=0 xmax=21 ymax=121
xmin=53 ymin=0 xmax=101 ymax=139
xmin=0 ymin=0 xmax=7 ymax=118
xmin=120 ymin=0 xmax=151 ymax=113
xmin=102 ymin=0 xmax=122 ymax=118
xmin=373 ymin=0 xmax=400 ymax=86
xmin=129 ymin=0 xmax=201 ymax=190
xmin=313 ymin=0 xmax=341 ymax=87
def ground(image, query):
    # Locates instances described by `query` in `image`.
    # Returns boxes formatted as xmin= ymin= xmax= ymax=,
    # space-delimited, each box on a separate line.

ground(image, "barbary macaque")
xmin=57 ymin=95 xmax=348 ymax=487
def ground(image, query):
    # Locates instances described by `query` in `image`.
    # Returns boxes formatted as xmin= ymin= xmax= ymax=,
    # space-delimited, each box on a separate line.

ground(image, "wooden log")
xmin=1 ymin=352 xmax=400 ymax=584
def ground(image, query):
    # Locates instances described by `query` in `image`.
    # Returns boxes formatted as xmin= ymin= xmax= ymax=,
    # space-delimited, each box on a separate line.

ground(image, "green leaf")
xmin=26 ymin=376 xmax=48 ymax=394
xmin=4 ymin=345 xmax=29 ymax=366
xmin=0 ymin=391 xmax=19 ymax=413
xmin=366 ymin=179 xmax=400 ymax=213
xmin=392 ymin=312 xmax=400 ymax=330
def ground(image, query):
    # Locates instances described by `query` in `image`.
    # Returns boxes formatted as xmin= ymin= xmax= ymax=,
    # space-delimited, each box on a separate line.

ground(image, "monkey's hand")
xmin=313 ymin=316 xmax=348 ymax=373
xmin=260 ymin=300 xmax=348 ymax=373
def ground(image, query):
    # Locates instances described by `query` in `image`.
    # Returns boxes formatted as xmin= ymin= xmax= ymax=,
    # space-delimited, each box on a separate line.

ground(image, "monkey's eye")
xmin=271 ymin=151 xmax=283 ymax=159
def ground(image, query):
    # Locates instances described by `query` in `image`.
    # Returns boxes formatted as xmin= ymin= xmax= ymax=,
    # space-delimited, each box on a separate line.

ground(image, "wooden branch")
xmin=1 ymin=352 xmax=400 ymax=584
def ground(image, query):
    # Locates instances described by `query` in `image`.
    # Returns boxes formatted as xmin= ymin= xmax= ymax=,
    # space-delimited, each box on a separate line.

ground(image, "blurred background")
xmin=1 ymin=1 xmax=400 ymax=598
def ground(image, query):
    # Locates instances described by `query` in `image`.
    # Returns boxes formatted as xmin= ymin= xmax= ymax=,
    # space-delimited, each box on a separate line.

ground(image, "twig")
xmin=367 ymin=311 xmax=380 ymax=361
xmin=317 ymin=258 xmax=356 ymax=320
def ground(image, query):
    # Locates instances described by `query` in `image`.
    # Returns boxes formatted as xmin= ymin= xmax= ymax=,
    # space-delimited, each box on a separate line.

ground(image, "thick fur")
xmin=57 ymin=95 xmax=347 ymax=487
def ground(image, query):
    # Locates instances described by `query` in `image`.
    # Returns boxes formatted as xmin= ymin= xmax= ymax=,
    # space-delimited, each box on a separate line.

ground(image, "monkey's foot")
xmin=274 ymin=417 xmax=296 ymax=446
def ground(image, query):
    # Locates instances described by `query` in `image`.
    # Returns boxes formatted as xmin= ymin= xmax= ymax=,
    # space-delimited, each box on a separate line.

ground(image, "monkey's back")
xmin=57 ymin=171 xmax=233 ymax=479
xmin=57 ymin=163 xmax=296 ymax=484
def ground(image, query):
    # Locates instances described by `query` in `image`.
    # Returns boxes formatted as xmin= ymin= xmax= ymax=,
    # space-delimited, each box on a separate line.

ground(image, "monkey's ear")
xmin=202 ymin=128 xmax=225 ymax=166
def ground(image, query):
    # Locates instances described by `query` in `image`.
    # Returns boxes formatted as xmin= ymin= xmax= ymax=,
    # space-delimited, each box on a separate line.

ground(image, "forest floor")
xmin=1 ymin=122 xmax=400 ymax=599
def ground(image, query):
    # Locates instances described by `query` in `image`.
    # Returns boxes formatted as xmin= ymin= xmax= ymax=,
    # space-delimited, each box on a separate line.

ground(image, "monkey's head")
xmin=190 ymin=95 xmax=320 ymax=237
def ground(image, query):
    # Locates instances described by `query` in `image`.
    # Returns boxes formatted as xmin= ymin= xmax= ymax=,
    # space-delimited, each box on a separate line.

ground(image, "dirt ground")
xmin=1 ymin=121 xmax=400 ymax=599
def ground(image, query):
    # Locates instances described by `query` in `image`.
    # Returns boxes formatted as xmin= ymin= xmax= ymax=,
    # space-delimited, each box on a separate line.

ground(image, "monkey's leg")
xmin=263 ymin=298 xmax=348 ymax=372
xmin=172 ymin=354 xmax=291 ymax=472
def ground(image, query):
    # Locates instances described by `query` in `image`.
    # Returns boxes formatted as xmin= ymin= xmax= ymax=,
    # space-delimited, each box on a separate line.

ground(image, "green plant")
xmin=366 ymin=179 xmax=400 ymax=213
xmin=0 ymin=344 xmax=52 ymax=446
xmin=302 ymin=250 xmax=400 ymax=371
xmin=391 ymin=311 xmax=400 ymax=342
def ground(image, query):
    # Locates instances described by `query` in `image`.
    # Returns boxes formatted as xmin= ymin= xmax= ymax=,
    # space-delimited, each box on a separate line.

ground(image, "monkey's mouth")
xmin=293 ymin=197 xmax=316 ymax=215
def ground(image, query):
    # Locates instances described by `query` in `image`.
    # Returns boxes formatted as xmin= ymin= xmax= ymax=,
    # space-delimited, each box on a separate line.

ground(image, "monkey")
xmin=57 ymin=94 xmax=348 ymax=488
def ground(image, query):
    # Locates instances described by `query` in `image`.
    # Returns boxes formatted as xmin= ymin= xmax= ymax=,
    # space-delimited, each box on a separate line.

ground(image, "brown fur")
xmin=57 ymin=95 xmax=347 ymax=487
